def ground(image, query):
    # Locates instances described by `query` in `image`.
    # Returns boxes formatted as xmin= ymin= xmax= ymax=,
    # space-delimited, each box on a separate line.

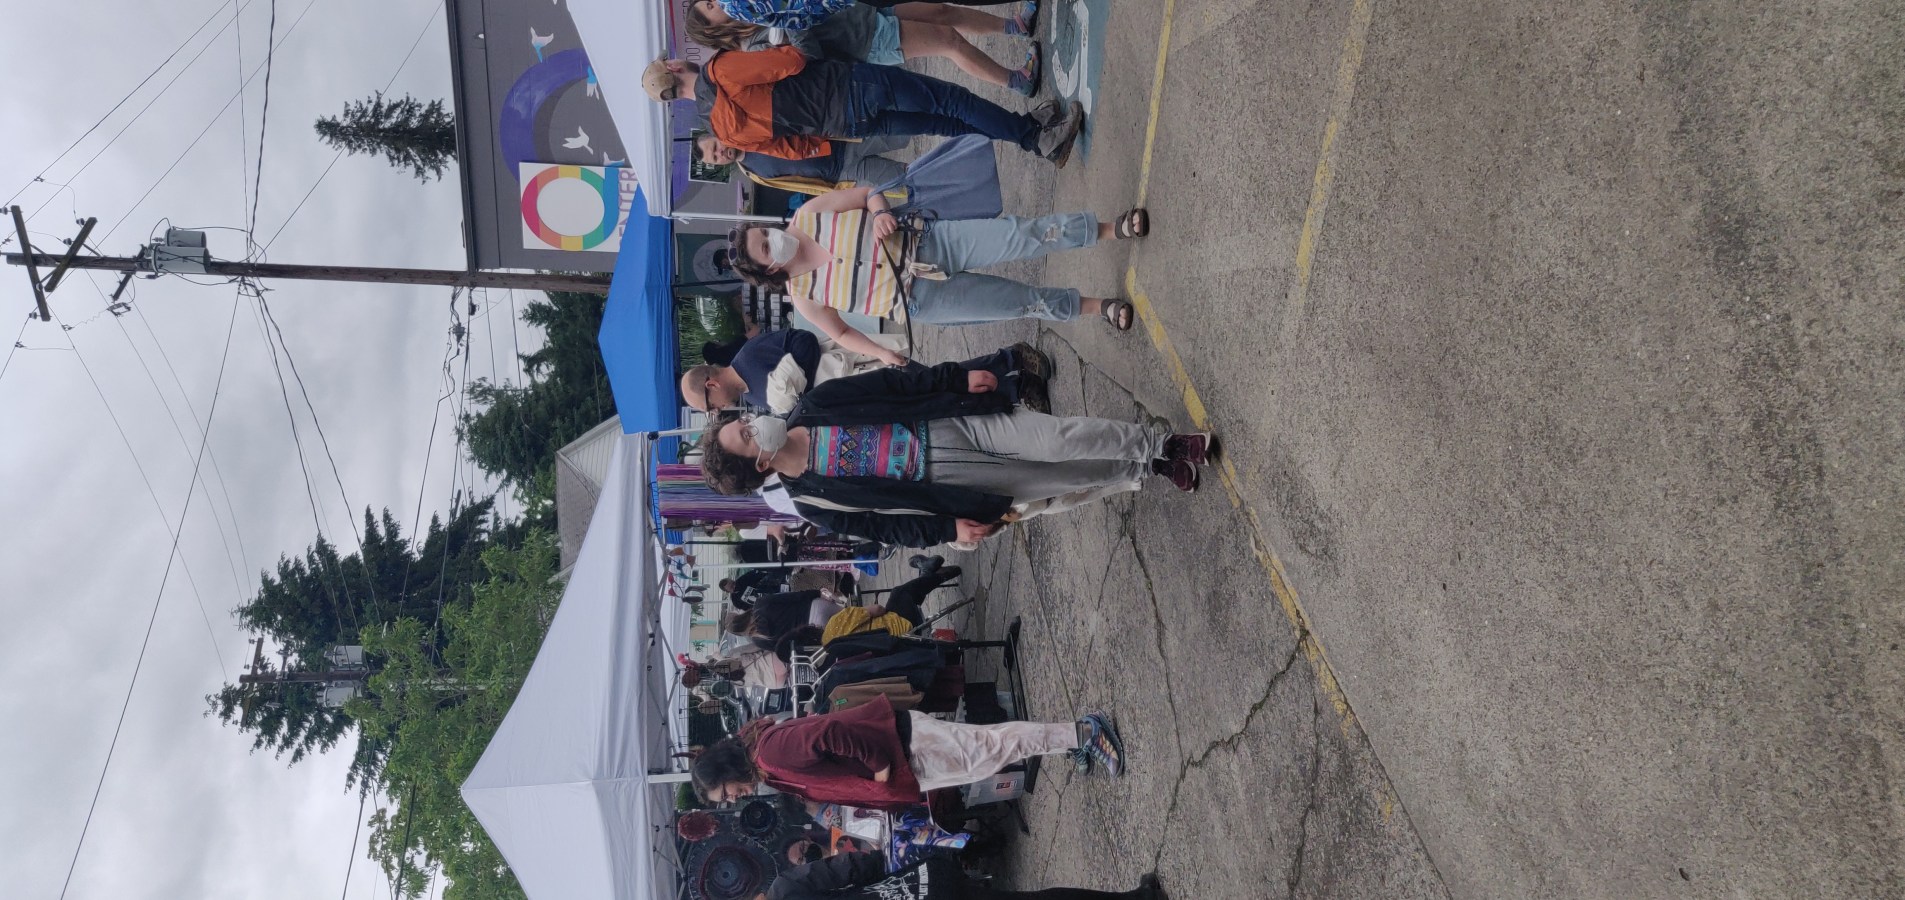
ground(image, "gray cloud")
xmin=3 ymin=2 xmax=516 ymax=897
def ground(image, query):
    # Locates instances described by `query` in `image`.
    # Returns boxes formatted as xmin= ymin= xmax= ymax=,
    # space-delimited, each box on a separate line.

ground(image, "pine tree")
xmin=314 ymin=92 xmax=458 ymax=182
xmin=458 ymin=291 xmax=617 ymax=521
xmin=206 ymin=502 xmax=498 ymax=786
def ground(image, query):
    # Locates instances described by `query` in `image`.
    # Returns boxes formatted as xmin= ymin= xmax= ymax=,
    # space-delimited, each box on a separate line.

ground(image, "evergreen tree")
xmin=458 ymin=291 xmax=616 ymax=519
xmin=206 ymin=501 xmax=498 ymax=786
xmin=314 ymin=92 xmax=458 ymax=181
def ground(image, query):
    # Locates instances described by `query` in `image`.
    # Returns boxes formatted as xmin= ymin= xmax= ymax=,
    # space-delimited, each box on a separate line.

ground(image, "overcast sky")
xmin=0 ymin=1 xmax=522 ymax=897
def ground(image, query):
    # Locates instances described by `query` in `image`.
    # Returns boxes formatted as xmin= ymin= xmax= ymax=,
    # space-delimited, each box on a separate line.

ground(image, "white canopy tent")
xmin=564 ymin=0 xmax=791 ymax=225
xmin=564 ymin=0 xmax=673 ymax=217
xmin=462 ymin=435 xmax=692 ymax=900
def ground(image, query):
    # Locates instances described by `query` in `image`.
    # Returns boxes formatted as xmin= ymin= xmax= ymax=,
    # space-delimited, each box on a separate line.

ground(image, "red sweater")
xmin=752 ymin=695 xmax=922 ymax=810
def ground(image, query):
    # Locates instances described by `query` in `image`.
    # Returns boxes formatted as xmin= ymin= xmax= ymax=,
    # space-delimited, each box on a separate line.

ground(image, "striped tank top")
xmin=784 ymin=207 xmax=905 ymax=319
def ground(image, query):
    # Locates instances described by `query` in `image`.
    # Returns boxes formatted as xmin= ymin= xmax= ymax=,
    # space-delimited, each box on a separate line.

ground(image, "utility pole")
xmin=5 ymin=249 xmax=614 ymax=295
xmin=238 ymin=667 xmax=371 ymax=685
xmin=8 ymin=207 xmax=100 ymax=319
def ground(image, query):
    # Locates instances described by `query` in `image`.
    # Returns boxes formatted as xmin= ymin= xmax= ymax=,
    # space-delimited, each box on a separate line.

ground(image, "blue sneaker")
xmin=1077 ymin=713 xmax=1124 ymax=777
xmin=1068 ymin=746 xmax=1093 ymax=775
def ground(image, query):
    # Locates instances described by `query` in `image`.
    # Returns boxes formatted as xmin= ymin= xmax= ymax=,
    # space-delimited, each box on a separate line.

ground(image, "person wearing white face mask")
xmin=695 ymin=362 xmax=1214 ymax=549
xmin=678 ymin=328 xmax=1057 ymax=415
xmin=725 ymin=186 xmax=1152 ymax=367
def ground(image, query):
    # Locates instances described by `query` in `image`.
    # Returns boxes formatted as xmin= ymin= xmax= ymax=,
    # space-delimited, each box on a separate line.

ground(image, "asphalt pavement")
xmin=890 ymin=1 xmax=1904 ymax=897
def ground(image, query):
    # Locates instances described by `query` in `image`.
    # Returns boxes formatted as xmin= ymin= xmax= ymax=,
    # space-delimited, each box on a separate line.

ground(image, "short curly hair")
xmin=700 ymin=412 xmax=771 ymax=495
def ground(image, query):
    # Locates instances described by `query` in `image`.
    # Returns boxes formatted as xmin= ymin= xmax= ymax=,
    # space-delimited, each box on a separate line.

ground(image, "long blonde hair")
xmin=687 ymin=7 xmax=763 ymax=52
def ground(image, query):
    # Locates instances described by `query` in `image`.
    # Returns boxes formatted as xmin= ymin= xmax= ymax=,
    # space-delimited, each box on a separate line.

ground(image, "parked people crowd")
xmin=663 ymin=4 xmax=1188 ymax=897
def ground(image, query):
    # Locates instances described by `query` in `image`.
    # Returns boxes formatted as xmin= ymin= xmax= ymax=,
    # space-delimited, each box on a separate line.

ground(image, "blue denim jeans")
xmin=844 ymin=63 xmax=1040 ymax=151
xmin=906 ymin=213 xmax=1098 ymax=324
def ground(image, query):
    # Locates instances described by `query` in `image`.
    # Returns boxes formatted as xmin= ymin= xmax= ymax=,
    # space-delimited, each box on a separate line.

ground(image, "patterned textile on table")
xmin=657 ymin=463 xmax=800 ymax=526
xmin=809 ymin=423 xmax=926 ymax=481
xmin=811 ymin=803 xmax=969 ymax=873
xmin=885 ymin=806 xmax=969 ymax=870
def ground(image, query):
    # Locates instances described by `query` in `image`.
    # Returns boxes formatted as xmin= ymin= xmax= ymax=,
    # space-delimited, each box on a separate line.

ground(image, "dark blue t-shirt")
xmin=731 ymin=329 xmax=824 ymax=410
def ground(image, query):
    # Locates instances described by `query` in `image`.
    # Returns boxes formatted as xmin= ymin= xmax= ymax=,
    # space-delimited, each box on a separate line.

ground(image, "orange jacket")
xmin=706 ymin=47 xmax=833 ymax=160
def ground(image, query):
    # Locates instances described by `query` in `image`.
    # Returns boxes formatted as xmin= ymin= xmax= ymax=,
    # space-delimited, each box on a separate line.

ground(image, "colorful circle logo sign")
xmin=521 ymin=164 xmax=623 ymax=252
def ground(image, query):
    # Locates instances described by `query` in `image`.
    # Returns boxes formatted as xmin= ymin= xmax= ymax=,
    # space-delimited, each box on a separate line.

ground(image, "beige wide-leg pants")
xmin=904 ymin=713 xmax=1079 ymax=791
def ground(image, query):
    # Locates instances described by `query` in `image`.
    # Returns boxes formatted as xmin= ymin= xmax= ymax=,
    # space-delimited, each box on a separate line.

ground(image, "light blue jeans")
xmin=864 ymin=9 xmax=905 ymax=65
xmin=907 ymin=212 xmax=1099 ymax=325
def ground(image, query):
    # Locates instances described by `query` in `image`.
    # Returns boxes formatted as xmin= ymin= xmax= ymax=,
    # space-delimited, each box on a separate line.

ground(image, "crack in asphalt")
xmin=1017 ymin=526 xmax=1085 ymax=718
xmin=1038 ymin=772 xmax=1074 ymax=864
xmin=1287 ymin=684 xmax=1326 ymax=897
xmin=981 ymin=326 xmax=1444 ymax=896
xmin=1128 ymin=532 xmax=1187 ymax=752
xmin=1037 ymin=325 xmax=1184 ymax=437
xmin=1146 ymin=638 xmax=1307 ymax=874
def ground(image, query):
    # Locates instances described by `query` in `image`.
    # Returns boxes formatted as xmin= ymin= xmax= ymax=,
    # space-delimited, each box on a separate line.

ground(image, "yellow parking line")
xmin=1125 ymin=0 xmax=1379 ymax=735
xmin=1126 ymin=274 xmax=1356 ymax=730
xmin=1279 ymin=0 xmax=1375 ymax=348
xmin=1135 ymin=0 xmax=1177 ymax=206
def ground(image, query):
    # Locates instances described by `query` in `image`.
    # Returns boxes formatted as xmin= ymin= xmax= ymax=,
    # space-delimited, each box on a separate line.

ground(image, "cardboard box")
xmin=962 ymin=769 xmax=1026 ymax=805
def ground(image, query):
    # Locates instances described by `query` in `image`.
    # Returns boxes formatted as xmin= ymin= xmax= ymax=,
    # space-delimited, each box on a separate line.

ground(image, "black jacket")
xmin=787 ymin=361 xmax=1013 ymax=427
xmin=768 ymin=854 xmax=964 ymax=900
xmin=731 ymin=567 xmax=788 ymax=601
xmin=773 ymin=363 xmax=1017 ymax=547
xmin=751 ymin=590 xmax=826 ymax=644
xmin=778 ymin=474 xmax=1011 ymax=548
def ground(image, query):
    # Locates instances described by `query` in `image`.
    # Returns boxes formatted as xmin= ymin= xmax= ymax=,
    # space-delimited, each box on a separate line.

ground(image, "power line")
xmin=337 ymin=790 xmax=371 ymax=900
xmin=386 ymin=784 xmax=420 ymax=900
xmin=0 ymin=311 xmax=33 ymax=385
xmin=19 ymin=1 xmax=269 ymax=232
xmin=97 ymin=0 xmax=321 ymax=246
xmin=231 ymin=0 xmax=253 ymax=231
xmin=507 ymin=290 xmax=524 ymax=385
xmin=52 ymin=309 xmax=230 ymax=679
xmin=54 ymin=288 xmax=244 ymax=900
xmin=84 ymin=269 xmax=250 ymax=598
xmin=0 ymin=0 xmax=259 ymax=214
xmin=367 ymin=294 xmax=465 ymax=900
xmin=251 ymin=286 xmax=359 ymax=634
xmin=255 ymin=296 xmax=384 ymax=615
xmin=260 ymin=1 xmax=444 ymax=253
xmin=126 ymin=302 xmax=256 ymax=582
xmin=246 ymin=0 xmax=278 ymax=241
xmin=398 ymin=297 xmax=464 ymax=600
xmin=479 ymin=289 xmax=506 ymax=523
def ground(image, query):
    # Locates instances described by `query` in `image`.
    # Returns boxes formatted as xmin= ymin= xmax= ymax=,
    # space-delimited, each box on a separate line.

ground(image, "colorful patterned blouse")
xmin=785 ymin=206 xmax=906 ymax=319
xmin=809 ymin=423 xmax=926 ymax=482
xmin=718 ymin=0 xmax=855 ymax=30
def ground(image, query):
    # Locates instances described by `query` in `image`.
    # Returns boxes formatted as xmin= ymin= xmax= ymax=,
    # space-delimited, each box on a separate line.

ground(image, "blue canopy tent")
xmin=597 ymin=187 xmax=681 ymax=453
